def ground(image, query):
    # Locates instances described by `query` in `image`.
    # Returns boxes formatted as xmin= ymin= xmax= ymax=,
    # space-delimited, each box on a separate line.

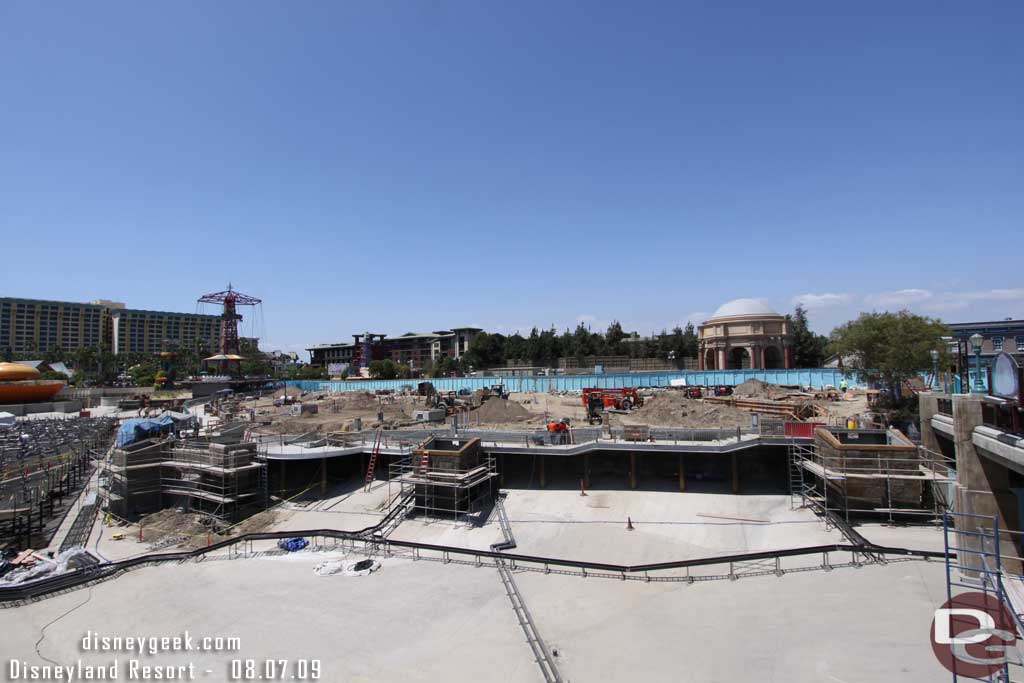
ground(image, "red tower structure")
xmin=197 ymin=284 xmax=262 ymax=376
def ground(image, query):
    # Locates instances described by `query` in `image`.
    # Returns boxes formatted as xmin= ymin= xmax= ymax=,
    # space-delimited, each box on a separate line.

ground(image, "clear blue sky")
xmin=2 ymin=1 xmax=1021 ymax=353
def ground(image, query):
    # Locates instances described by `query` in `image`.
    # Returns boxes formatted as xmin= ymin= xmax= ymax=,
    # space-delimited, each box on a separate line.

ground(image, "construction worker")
xmin=840 ymin=378 xmax=848 ymax=393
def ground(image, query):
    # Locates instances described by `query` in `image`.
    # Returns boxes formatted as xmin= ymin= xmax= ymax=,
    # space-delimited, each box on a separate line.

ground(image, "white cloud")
xmin=683 ymin=311 xmax=709 ymax=325
xmin=791 ymin=293 xmax=855 ymax=310
xmin=863 ymin=288 xmax=934 ymax=308
xmin=921 ymin=288 xmax=1024 ymax=313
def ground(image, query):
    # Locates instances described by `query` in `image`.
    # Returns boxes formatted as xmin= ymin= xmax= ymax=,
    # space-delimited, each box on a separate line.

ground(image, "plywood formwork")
xmin=789 ymin=427 xmax=956 ymax=526
xmin=387 ymin=436 xmax=498 ymax=520
xmin=104 ymin=439 xmax=266 ymax=522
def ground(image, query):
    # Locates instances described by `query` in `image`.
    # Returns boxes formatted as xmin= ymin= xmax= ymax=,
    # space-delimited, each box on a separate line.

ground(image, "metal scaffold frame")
xmin=943 ymin=511 xmax=1024 ymax=682
xmin=104 ymin=439 xmax=266 ymax=525
xmin=789 ymin=438 xmax=956 ymax=527
xmin=386 ymin=453 xmax=498 ymax=521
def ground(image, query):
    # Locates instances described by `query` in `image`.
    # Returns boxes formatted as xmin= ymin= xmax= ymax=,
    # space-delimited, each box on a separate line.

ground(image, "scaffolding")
xmin=788 ymin=431 xmax=957 ymax=527
xmin=943 ymin=511 xmax=1024 ymax=682
xmin=104 ymin=439 xmax=266 ymax=523
xmin=386 ymin=436 xmax=498 ymax=521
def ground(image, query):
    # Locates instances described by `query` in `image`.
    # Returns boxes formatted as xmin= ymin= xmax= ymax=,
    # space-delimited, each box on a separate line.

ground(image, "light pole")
xmin=970 ymin=333 xmax=985 ymax=392
xmin=929 ymin=349 xmax=939 ymax=392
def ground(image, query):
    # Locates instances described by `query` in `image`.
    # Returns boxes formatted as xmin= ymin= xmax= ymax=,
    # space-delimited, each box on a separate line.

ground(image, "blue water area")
xmin=286 ymin=368 xmax=858 ymax=394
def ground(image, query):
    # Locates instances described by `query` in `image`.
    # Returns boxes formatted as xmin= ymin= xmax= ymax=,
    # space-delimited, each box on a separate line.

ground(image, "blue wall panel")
xmin=287 ymin=368 xmax=860 ymax=394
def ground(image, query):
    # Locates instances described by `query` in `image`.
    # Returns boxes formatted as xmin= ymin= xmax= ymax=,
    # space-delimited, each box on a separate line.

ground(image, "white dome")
xmin=709 ymin=298 xmax=780 ymax=319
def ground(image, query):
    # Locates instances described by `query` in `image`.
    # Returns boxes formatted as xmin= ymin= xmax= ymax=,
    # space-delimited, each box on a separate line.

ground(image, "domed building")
xmin=698 ymin=299 xmax=793 ymax=370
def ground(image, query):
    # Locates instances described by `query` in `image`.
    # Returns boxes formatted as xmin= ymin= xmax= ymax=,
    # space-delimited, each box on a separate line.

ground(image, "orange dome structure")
xmin=0 ymin=362 xmax=65 ymax=403
xmin=0 ymin=362 xmax=42 ymax=381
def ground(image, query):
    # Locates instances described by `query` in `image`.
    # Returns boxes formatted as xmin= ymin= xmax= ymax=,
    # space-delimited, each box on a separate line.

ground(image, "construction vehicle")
xmin=584 ymin=392 xmax=606 ymax=424
xmin=582 ymin=387 xmax=644 ymax=424
xmin=477 ymin=383 xmax=510 ymax=402
xmin=581 ymin=387 xmax=644 ymax=411
xmin=425 ymin=389 xmax=463 ymax=413
xmin=683 ymin=386 xmax=703 ymax=399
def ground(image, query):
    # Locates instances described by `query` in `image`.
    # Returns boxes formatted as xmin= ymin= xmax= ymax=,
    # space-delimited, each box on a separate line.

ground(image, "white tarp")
xmin=314 ymin=558 xmax=380 ymax=577
xmin=0 ymin=412 xmax=15 ymax=428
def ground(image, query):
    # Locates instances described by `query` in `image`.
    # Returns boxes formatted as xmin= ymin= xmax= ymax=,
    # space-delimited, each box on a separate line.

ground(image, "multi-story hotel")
xmin=307 ymin=327 xmax=482 ymax=370
xmin=0 ymin=297 xmax=221 ymax=355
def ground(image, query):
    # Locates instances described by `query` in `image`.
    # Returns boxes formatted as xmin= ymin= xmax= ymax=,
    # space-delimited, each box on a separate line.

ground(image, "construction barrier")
xmin=288 ymin=368 xmax=860 ymax=395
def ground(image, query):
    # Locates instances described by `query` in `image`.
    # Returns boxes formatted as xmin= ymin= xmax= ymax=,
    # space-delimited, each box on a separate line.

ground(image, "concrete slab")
xmin=515 ymin=558 xmax=950 ymax=682
xmin=0 ymin=549 xmax=950 ymax=682
xmin=0 ymin=551 xmax=537 ymax=683
xmin=390 ymin=489 xmax=843 ymax=564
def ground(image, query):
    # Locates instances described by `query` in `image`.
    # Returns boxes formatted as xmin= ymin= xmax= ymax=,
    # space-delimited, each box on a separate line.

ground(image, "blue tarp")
xmin=277 ymin=538 xmax=309 ymax=552
xmin=115 ymin=415 xmax=177 ymax=448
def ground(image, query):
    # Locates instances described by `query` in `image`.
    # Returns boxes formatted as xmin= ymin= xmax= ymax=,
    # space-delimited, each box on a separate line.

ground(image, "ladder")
xmin=258 ymin=457 xmax=269 ymax=509
xmin=787 ymin=440 xmax=805 ymax=510
xmin=363 ymin=428 xmax=383 ymax=491
xmin=415 ymin=449 xmax=431 ymax=476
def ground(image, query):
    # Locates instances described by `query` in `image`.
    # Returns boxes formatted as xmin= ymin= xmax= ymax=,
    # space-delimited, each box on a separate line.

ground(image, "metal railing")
xmin=0 ymin=523 xmax=946 ymax=604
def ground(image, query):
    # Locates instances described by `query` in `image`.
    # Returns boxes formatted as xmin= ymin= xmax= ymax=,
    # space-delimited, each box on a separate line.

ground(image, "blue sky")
xmin=1 ymin=1 xmax=1021 ymax=353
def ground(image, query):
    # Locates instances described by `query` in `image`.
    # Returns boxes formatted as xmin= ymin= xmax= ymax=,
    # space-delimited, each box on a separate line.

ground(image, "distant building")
xmin=0 ymin=296 xmax=220 ymax=355
xmin=0 ymin=298 xmax=108 ymax=354
xmin=307 ymin=327 xmax=482 ymax=369
xmin=698 ymin=299 xmax=793 ymax=369
xmin=948 ymin=318 xmax=1024 ymax=379
xmin=110 ymin=307 xmax=220 ymax=355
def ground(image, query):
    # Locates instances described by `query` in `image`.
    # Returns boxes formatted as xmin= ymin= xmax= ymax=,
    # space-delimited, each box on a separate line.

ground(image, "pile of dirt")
xmin=625 ymin=394 xmax=753 ymax=429
xmin=139 ymin=509 xmax=210 ymax=543
xmin=231 ymin=510 xmax=277 ymax=535
xmin=473 ymin=398 xmax=534 ymax=424
xmin=733 ymin=378 xmax=772 ymax=398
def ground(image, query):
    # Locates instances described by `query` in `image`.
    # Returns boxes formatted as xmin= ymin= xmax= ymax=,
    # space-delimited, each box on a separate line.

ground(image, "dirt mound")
xmin=733 ymin=379 xmax=771 ymax=398
xmin=627 ymin=394 xmax=752 ymax=429
xmin=474 ymin=398 xmax=533 ymax=423
xmin=232 ymin=510 xmax=277 ymax=535
xmin=140 ymin=509 xmax=210 ymax=543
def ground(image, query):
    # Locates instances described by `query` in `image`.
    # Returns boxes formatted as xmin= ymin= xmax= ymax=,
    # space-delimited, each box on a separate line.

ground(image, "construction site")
xmin=0 ymin=294 xmax=970 ymax=682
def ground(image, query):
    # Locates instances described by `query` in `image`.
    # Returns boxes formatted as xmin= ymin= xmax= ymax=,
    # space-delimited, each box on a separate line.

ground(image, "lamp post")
xmin=929 ymin=349 xmax=939 ymax=392
xmin=970 ymin=333 xmax=985 ymax=392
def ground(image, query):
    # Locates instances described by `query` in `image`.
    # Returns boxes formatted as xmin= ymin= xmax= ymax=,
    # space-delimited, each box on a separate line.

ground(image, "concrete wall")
xmin=813 ymin=428 xmax=922 ymax=510
xmin=923 ymin=392 xmax=1024 ymax=575
xmin=0 ymin=399 xmax=83 ymax=416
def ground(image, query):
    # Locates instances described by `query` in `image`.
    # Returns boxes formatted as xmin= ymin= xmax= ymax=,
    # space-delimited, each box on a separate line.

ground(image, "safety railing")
xmin=0 ymin=523 xmax=946 ymax=605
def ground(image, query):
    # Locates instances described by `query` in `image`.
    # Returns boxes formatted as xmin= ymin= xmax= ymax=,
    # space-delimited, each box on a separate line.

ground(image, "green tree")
xmin=292 ymin=365 xmax=328 ymax=380
xmin=431 ymin=356 xmax=456 ymax=377
xmin=789 ymin=304 xmax=828 ymax=368
xmin=463 ymin=332 xmax=506 ymax=369
xmin=828 ymin=311 xmax=948 ymax=392
xmin=369 ymin=359 xmax=399 ymax=379
xmin=503 ymin=334 xmax=527 ymax=364
xmin=681 ymin=322 xmax=699 ymax=358
xmin=604 ymin=321 xmax=626 ymax=355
